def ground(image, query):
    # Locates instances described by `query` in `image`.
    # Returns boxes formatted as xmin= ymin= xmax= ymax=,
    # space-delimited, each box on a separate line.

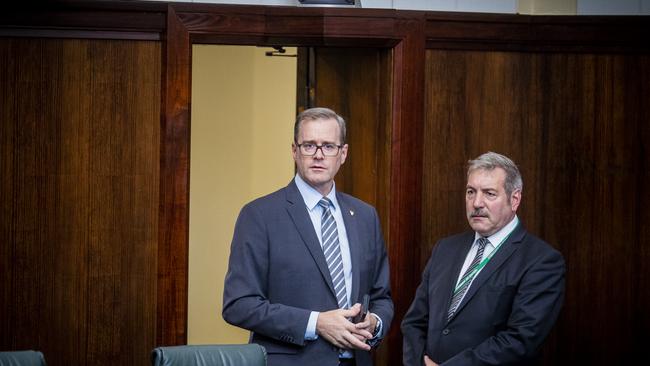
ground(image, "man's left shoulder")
xmin=519 ymin=230 xmax=563 ymax=259
xmin=336 ymin=191 xmax=376 ymax=213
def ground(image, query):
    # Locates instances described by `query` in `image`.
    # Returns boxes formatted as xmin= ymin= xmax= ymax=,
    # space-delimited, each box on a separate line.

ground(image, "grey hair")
xmin=294 ymin=107 xmax=347 ymax=145
xmin=467 ymin=151 xmax=523 ymax=197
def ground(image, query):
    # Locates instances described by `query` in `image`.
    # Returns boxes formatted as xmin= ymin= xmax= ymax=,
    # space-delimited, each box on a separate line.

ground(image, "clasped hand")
xmin=316 ymin=303 xmax=377 ymax=351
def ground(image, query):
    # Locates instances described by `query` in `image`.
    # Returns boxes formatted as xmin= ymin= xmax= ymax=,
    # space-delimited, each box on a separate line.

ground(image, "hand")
xmin=424 ymin=355 xmax=438 ymax=366
xmin=316 ymin=304 xmax=373 ymax=351
xmin=354 ymin=311 xmax=378 ymax=339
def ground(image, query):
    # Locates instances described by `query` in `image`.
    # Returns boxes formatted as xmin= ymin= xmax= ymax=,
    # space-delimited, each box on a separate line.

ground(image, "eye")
xmin=302 ymin=143 xmax=315 ymax=149
xmin=323 ymin=143 xmax=337 ymax=151
xmin=466 ymin=189 xmax=475 ymax=196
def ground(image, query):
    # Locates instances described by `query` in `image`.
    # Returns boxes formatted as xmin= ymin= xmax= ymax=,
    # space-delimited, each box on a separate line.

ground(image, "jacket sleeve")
xmin=367 ymin=207 xmax=394 ymax=345
xmin=222 ymin=203 xmax=311 ymax=346
xmin=401 ymin=247 xmax=438 ymax=366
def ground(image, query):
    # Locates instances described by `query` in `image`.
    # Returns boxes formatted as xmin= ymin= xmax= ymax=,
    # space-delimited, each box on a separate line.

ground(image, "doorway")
xmin=188 ymin=44 xmax=298 ymax=344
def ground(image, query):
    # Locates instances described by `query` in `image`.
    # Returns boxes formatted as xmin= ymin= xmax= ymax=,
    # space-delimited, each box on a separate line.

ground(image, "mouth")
xmin=470 ymin=212 xmax=488 ymax=220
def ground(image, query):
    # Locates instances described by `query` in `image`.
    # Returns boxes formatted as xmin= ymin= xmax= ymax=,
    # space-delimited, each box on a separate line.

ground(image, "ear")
xmin=292 ymin=143 xmax=299 ymax=161
xmin=339 ymin=144 xmax=349 ymax=164
xmin=510 ymin=190 xmax=522 ymax=211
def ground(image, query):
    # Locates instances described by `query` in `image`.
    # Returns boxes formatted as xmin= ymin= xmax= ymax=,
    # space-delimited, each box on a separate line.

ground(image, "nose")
xmin=313 ymin=146 xmax=325 ymax=159
xmin=472 ymin=192 xmax=485 ymax=208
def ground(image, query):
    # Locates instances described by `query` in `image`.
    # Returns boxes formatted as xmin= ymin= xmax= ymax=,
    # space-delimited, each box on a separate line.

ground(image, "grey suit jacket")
xmin=401 ymin=224 xmax=565 ymax=366
xmin=223 ymin=179 xmax=393 ymax=366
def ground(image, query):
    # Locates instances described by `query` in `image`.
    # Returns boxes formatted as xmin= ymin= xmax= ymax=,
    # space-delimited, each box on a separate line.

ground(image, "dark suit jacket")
xmin=401 ymin=223 xmax=565 ymax=366
xmin=223 ymin=179 xmax=393 ymax=366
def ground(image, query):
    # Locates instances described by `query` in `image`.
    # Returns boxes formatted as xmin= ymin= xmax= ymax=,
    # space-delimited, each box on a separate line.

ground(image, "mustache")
xmin=470 ymin=210 xmax=488 ymax=217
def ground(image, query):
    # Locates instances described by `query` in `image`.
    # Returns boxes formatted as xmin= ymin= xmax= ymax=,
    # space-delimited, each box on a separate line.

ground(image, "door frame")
xmin=159 ymin=5 xmax=425 ymax=364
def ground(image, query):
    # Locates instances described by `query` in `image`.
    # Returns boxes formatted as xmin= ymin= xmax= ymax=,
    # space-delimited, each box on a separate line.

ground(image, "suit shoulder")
xmin=337 ymin=191 xmax=376 ymax=213
xmin=438 ymin=231 xmax=474 ymax=245
xmin=240 ymin=186 xmax=288 ymax=213
xmin=521 ymin=231 xmax=564 ymax=258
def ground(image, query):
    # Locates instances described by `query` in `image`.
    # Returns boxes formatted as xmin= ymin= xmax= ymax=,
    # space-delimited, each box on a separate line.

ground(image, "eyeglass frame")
xmin=294 ymin=141 xmax=345 ymax=157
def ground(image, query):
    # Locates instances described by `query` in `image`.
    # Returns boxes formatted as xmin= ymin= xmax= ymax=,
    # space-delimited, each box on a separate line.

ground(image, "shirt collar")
xmin=474 ymin=215 xmax=519 ymax=248
xmin=294 ymin=174 xmax=340 ymax=212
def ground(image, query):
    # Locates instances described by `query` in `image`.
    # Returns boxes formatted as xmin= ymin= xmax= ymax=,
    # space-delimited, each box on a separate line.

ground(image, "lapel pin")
xmin=350 ymin=210 xmax=354 ymax=216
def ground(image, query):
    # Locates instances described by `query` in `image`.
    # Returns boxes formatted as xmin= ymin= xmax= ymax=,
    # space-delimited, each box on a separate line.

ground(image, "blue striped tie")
xmin=448 ymin=237 xmax=489 ymax=320
xmin=319 ymin=197 xmax=347 ymax=309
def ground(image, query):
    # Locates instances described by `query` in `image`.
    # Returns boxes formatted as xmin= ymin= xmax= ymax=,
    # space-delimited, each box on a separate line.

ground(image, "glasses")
xmin=296 ymin=142 xmax=343 ymax=157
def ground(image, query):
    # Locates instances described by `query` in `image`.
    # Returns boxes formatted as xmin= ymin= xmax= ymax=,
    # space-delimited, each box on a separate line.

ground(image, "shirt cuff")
xmin=304 ymin=311 xmax=320 ymax=340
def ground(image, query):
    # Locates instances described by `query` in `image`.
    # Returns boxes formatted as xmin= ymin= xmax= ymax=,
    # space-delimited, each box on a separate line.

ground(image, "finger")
xmin=341 ymin=304 xmax=361 ymax=318
xmin=350 ymin=328 xmax=373 ymax=339
xmin=352 ymin=333 xmax=366 ymax=341
xmin=343 ymin=332 xmax=371 ymax=351
xmin=354 ymin=317 xmax=371 ymax=329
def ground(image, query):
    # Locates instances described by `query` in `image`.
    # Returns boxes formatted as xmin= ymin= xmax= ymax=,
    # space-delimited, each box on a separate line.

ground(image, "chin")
xmin=469 ymin=223 xmax=489 ymax=236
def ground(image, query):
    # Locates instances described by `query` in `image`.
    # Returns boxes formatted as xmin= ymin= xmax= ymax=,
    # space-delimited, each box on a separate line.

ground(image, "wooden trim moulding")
xmin=424 ymin=12 xmax=650 ymax=52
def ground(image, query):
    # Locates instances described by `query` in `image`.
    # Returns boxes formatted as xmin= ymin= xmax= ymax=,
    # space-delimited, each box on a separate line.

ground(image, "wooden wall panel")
xmin=422 ymin=49 xmax=650 ymax=365
xmin=0 ymin=38 xmax=160 ymax=366
xmin=312 ymin=47 xmax=392 ymax=216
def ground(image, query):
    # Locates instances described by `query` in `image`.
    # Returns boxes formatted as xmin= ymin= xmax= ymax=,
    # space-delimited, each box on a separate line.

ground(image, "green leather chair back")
xmin=0 ymin=350 xmax=46 ymax=366
xmin=151 ymin=344 xmax=266 ymax=366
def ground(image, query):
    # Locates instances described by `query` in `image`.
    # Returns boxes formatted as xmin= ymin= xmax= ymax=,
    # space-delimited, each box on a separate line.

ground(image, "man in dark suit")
xmin=401 ymin=152 xmax=565 ymax=366
xmin=223 ymin=107 xmax=393 ymax=366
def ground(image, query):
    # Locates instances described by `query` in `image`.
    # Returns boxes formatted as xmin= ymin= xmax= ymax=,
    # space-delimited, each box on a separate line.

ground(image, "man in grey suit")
xmin=401 ymin=152 xmax=565 ymax=366
xmin=223 ymin=107 xmax=393 ymax=366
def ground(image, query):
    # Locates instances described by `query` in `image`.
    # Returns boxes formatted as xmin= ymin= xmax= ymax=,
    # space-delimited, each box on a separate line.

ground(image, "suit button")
xmin=442 ymin=329 xmax=450 ymax=335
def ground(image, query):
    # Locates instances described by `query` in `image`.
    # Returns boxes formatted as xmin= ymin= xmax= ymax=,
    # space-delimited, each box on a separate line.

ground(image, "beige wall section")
xmin=518 ymin=0 xmax=577 ymax=14
xmin=189 ymin=45 xmax=297 ymax=344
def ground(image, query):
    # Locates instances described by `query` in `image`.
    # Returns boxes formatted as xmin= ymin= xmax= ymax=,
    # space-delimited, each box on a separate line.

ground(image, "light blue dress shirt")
xmin=294 ymin=175 xmax=382 ymax=351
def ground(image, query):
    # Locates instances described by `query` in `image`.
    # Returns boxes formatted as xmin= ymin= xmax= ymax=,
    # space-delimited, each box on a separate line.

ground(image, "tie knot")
xmin=318 ymin=197 xmax=332 ymax=209
xmin=477 ymin=237 xmax=489 ymax=249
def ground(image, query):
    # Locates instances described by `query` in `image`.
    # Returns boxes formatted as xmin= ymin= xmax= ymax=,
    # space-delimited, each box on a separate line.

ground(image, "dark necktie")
xmin=318 ymin=197 xmax=347 ymax=309
xmin=448 ymin=237 xmax=489 ymax=320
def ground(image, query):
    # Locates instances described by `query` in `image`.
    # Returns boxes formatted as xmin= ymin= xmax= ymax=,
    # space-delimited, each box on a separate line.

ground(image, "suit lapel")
xmin=284 ymin=181 xmax=337 ymax=297
xmin=338 ymin=194 xmax=361 ymax=304
xmin=450 ymin=224 xmax=526 ymax=319
xmin=441 ymin=233 xmax=475 ymax=324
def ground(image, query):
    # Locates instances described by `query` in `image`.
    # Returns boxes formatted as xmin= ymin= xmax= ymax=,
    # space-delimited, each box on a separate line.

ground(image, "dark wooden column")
xmin=157 ymin=4 xmax=191 ymax=346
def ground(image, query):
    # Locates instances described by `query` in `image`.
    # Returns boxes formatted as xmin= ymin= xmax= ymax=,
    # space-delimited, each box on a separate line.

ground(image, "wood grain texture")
xmin=312 ymin=47 xmax=391 ymax=210
xmin=421 ymin=49 xmax=650 ymax=365
xmin=0 ymin=38 xmax=160 ymax=366
xmin=0 ymin=1 xmax=165 ymax=40
xmin=157 ymin=5 xmax=191 ymax=347
xmin=425 ymin=12 xmax=650 ymax=52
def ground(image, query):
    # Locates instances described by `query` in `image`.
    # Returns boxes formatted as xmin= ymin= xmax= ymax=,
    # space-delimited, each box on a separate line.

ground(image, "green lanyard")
xmin=452 ymin=226 xmax=516 ymax=294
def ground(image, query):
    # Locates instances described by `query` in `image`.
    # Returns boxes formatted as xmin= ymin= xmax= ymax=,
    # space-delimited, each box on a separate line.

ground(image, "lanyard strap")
xmin=452 ymin=226 xmax=516 ymax=294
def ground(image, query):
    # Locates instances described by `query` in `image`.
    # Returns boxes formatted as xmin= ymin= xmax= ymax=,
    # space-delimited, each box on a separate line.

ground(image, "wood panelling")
xmin=0 ymin=38 xmax=160 ymax=365
xmin=0 ymin=2 xmax=165 ymax=40
xmin=2 ymin=3 xmax=649 ymax=366
xmin=425 ymin=13 xmax=650 ymax=52
xmin=312 ymin=47 xmax=392 ymax=213
xmin=421 ymin=49 xmax=650 ymax=364
xmin=157 ymin=5 xmax=191 ymax=347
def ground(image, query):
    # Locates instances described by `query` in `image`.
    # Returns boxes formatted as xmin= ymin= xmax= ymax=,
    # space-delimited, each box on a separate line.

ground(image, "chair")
xmin=0 ymin=350 xmax=46 ymax=366
xmin=151 ymin=344 xmax=266 ymax=366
